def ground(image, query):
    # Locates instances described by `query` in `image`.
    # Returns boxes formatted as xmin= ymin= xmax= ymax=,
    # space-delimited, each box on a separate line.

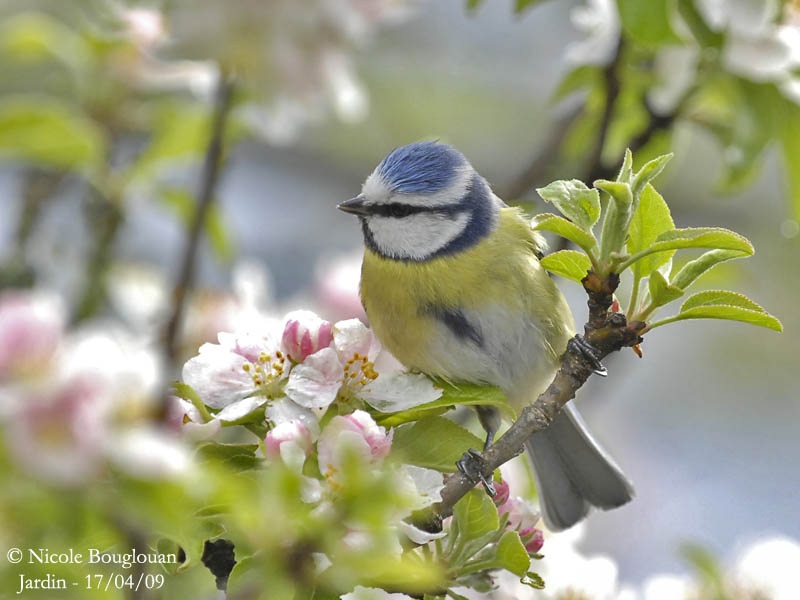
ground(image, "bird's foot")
xmin=569 ymin=335 xmax=607 ymax=377
xmin=456 ymin=449 xmax=495 ymax=497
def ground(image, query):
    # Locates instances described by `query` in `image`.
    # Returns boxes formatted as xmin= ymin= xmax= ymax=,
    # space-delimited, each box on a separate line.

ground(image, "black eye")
xmin=386 ymin=204 xmax=414 ymax=218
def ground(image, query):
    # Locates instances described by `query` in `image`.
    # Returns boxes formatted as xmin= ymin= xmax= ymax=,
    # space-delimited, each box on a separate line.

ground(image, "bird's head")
xmin=338 ymin=141 xmax=502 ymax=262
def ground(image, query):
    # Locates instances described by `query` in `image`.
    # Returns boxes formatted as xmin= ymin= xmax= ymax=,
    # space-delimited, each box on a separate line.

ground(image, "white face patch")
xmin=366 ymin=211 xmax=471 ymax=260
xmin=362 ymin=166 xmax=473 ymax=208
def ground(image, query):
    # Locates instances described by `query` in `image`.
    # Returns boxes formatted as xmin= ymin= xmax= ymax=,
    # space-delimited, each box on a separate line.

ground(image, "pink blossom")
xmin=182 ymin=331 xmax=285 ymax=409
xmin=0 ymin=291 xmax=65 ymax=380
xmin=317 ymin=410 xmax=392 ymax=484
xmin=281 ymin=310 xmax=333 ymax=362
xmin=492 ymin=479 xmax=510 ymax=507
xmin=5 ymin=375 xmax=106 ymax=485
xmin=520 ymin=527 xmax=545 ymax=554
xmin=265 ymin=420 xmax=313 ymax=460
xmin=498 ymin=496 xmax=541 ymax=532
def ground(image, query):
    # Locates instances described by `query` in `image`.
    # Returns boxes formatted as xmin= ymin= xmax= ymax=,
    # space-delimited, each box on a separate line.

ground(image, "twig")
xmin=73 ymin=191 xmax=124 ymax=322
xmin=0 ymin=168 xmax=64 ymax=289
xmin=162 ymin=68 xmax=235 ymax=372
xmin=584 ymin=38 xmax=624 ymax=185
xmin=414 ymin=271 xmax=645 ymax=530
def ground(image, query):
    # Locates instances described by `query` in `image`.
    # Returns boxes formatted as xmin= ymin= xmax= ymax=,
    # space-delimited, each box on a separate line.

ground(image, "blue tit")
xmin=337 ymin=141 xmax=633 ymax=531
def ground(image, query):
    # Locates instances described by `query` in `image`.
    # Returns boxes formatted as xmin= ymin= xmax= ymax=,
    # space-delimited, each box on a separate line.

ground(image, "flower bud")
xmin=317 ymin=410 xmax=393 ymax=483
xmin=498 ymin=496 xmax=540 ymax=532
xmin=265 ymin=420 xmax=313 ymax=460
xmin=520 ymin=528 xmax=544 ymax=554
xmin=492 ymin=478 xmax=510 ymax=507
xmin=281 ymin=310 xmax=333 ymax=362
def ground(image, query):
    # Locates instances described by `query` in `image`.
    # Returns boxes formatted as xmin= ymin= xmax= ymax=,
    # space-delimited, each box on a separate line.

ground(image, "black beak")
xmin=337 ymin=194 xmax=371 ymax=216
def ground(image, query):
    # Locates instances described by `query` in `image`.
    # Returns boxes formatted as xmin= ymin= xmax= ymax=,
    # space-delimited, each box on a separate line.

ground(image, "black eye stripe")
xmin=368 ymin=202 xmax=457 ymax=218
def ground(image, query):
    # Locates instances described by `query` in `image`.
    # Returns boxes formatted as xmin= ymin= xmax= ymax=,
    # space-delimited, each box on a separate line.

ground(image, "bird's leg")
xmin=569 ymin=335 xmax=608 ymax=376
xmin=475 ymin=405 xmax=501 ymax=452
xmin=456 ymin=449 xmax=496 ymax=497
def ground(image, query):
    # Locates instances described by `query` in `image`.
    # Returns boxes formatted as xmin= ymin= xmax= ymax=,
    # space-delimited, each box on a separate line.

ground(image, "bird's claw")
xmin=569 ymin=335 xmax=608 ymax=376
xmin=456 ymin=448 xmax=496 ymax=497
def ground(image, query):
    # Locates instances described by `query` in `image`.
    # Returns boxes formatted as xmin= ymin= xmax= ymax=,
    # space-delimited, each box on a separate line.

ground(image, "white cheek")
xmin=367 ymin=212 xmax=470 ymax=260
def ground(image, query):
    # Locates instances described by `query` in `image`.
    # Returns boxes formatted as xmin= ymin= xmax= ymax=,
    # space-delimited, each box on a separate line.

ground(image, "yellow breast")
xmin=359 ymin=208 xmax=574 ymax=382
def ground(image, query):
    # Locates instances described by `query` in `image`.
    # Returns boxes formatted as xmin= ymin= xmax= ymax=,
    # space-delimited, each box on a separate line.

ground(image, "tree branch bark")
xmin=162 ymin=69 xmax=235 ymax=375
xmin=415 ymin=271 xmax=645 ymax=531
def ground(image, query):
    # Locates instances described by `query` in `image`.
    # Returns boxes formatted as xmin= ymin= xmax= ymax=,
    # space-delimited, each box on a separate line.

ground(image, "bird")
xmin=337 ymin=140 xmax=633 ymax=531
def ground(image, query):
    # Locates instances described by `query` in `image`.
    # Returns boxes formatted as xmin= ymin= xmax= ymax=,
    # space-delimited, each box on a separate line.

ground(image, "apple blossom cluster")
xmin=0 ymin=289 xmax=191 ymax=484
xmin=176 ymin=309 xmax=554 ymax=595
xmin=178 ymin=309 xmax=442 ymax=432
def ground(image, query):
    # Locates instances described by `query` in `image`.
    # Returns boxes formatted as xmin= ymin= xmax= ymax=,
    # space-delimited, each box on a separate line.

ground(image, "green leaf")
xmin=465 ymin=0 xmax=486 ymax=10
xmin=619 ymin=227 xmax=754 ymax=272
xmin=521 ymin=571 xmax=546 ymax=589
xmin=515 ymin=0 xmax=546 ymax=12
xmin=540 ymin=250 xmax=592 ymax=282
xmin=627 ymin=184 xmax=675 ymax=278
xmin=647 ymin=270 xmax=684 ymax=308
xmin=779 ymin=97 xmax=800 ymax=220
xmin=127 ymin=105 xmax=209 ymax=183
xmin=631 ymin=153 xmax=673 ymax=199
xmin=648 ymin=291 xmax=782 ymax=331
xmin=654 ymin=228 xmax=753 ymax=253
xmin=392 ymin=417 xmax=485 ymax=472
xmin=0 ymin=12 xmax=89 ymax=71
xmin=676 ymin=0 xmax=723 ymax=47
xmin=551 ymin=65 xmax=602 ymax=103
xmin=531 ymin=213 xmax=597 ymax=253
xmin=173 ymin=381 xmax=213 ymax=422
xmin=677 ymin=305 xmax=783 ymax=331
xmin=0 ymin=97 xmax=105 ymax=171
xmin=491 ymin=530 xmax=531 ymax=576
xmin=453 ymin=489 xmax=499 ymax=541
xmin=536 ymin=179 xmax=601 ymax=230
xmin=680 ymin=290 xmax=767 ymax=313
xmin=195 ymin=442 xmax=261 ymax=471
xmin=617 ymin=148 xmax=634 ymax=183
xmin=375 ymin=382 xmax=512 ymax=427
xmin=596 ymin=180 xmax=634 ymax=259
xmin=618 ymin=0 xmax=681 ymax=46
xmin=670 ymin=249 xmax=748 ymax=290
xmin=681 ymin=543 xmax=724 ymax=590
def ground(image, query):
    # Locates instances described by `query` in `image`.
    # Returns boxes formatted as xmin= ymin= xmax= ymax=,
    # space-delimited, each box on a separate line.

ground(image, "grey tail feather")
xmin=525 ymin=403 xmax=634 ymax=531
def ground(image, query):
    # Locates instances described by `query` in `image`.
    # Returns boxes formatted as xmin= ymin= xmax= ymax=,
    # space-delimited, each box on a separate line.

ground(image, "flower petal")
xmin=182 ymin=344 xmax=253 ymax=409
xmin=215 ymin=396 xmax=268 ymax=422
xmin=341 ymin=586 xmax=415 ymax=600
xmin=403 ymin=465 xmax=445 ymax=508
xmin=333 ymin=319 xmax=381 ymax=362
xmin=284 ymin=347 xmax=344 ymax=409
xmin=396 ymin=520 xmax=446 ymax=545
xmin=359 ymin=372 xmax=442 ymax=412
xmin=265 ymin=397 xmax=320 ymax=438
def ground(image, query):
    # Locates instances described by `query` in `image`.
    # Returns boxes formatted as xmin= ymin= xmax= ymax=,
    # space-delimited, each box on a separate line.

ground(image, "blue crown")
xmin=377 ymin=141 xmax=467 ymax=194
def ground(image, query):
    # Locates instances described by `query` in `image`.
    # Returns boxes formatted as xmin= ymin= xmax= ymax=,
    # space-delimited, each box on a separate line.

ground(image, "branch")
xmin=584 ymin=38 xmax=624 ymax=185
xmin=415 ymin=271 xmax=645 ymax=530
xmin=162 ymin=68 xmax=235 ymax=372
